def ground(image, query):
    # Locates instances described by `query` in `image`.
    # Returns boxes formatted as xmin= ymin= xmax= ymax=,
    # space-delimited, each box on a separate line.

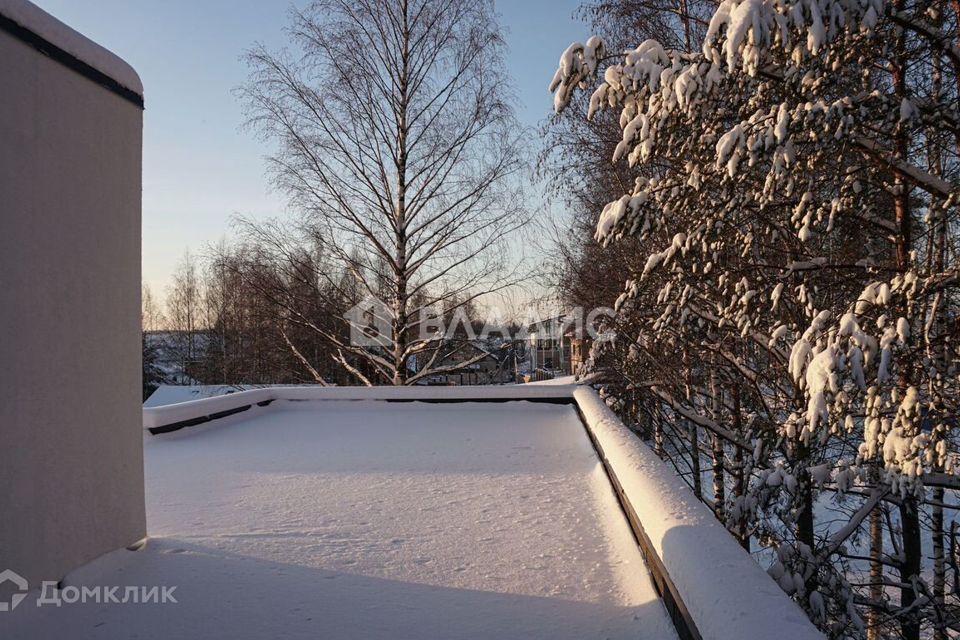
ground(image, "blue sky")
xmin=33 ymin=0 xmax=587 ymax=299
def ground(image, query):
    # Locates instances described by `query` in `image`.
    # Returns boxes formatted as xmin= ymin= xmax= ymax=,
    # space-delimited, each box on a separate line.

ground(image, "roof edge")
xmin=0 ymin=0 xmax=143 ymax=103
xmin=142 ymin=385 xmax=581 ymax=431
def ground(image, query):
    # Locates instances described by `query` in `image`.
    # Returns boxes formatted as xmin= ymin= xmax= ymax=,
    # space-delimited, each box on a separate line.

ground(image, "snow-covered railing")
xmin=143 ymin=385 xmax=824 ymax=640
xmin=574 ymin=388 xmax=823 ymax=640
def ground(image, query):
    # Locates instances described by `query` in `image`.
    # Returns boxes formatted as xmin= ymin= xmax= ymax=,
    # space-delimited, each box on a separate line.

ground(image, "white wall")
xmin=0 ymin=5 xmax=145 ymax=586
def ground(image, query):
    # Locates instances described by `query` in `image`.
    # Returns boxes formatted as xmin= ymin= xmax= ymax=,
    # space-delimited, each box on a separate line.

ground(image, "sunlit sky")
xmin=33 ymin=0 xmax=588 ymax=300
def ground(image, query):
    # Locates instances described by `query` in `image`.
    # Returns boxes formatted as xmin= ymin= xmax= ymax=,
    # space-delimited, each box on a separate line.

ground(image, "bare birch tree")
xmin=166 ymin=251 xmax=203 ymax=383
xmin=241 ymin=0 xmax=526 ymax=385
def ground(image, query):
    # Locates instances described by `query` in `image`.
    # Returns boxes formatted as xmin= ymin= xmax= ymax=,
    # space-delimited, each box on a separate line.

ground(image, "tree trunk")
xmin=867 ymin=467 xmax=884 ymax=640
xmin=690 ymin=419 xmax=702 ymax=499
xmin=654 ymin=412 xmax=664 ymax=458
xmin=731 ymin=387 xmax=749 ymax=550
xmin=797 ymin=468 xmax=814 ymax=552
xmin=890 ymin=8 xmax=920 ymax=637
xmin=900 ymin=500 xmax=922 ymax=640
xmin=933 ymin=487 xmax=946 ymax=640
xmin=710 ymin=369 xmax=724 ymax=521
xmin=391 ymin=0 xmax=411 ymax=385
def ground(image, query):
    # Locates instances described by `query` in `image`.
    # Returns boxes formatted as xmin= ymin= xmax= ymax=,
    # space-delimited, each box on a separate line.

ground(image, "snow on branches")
xmin=551 ymin=0 xmax=958 ymax=487
xmin=552 ymin=0 xmax=960 ymax=634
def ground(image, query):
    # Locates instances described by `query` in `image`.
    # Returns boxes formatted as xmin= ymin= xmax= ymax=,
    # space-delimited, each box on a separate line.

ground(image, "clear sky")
xmin=32 ymin=0 xmax=588 ymax=300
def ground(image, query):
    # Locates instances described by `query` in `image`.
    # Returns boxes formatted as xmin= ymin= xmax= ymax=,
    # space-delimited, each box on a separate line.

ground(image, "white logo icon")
xmin=0 ymin=569 xmax=28 ymax=612
xmin=343 ymin=297 xmax=394 ymax=347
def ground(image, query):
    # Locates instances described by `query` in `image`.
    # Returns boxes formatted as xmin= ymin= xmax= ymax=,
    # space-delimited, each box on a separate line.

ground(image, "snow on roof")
xmin=0 ymin=0 xmax=143 ymax=96
xmin=9 ymin=386 xmax=823 ymax=638
xmin=141 ymin=384 xmax=579 ymax=431
xmin=527 ymin=375 xmax=577 ymax=386
xmin=143 ymin=384 xmax=303 ymax=408
xmin=143 ymin=384 xmax=234 ymax=408
xmin=6 ymin=400 xmax=678 ymax=639
xmin=528 ymin=313 xmax=569 ymax=332
xmin=134 ymin=385 xmax=823 ymax=639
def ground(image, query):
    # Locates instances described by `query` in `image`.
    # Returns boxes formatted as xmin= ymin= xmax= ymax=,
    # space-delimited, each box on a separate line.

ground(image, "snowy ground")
xmin=3 ymin=400 xmax=676 ymax=639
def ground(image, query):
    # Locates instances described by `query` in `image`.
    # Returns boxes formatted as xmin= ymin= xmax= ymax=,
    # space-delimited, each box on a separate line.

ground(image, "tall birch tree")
xmin=242 ymin=0 xmax=525 ymax=385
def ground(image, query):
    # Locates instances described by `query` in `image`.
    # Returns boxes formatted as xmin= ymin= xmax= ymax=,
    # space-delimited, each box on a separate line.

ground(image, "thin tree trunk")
xmin=710 ymin=369 xmax=724 ymax=521
xmin=933 ymin=487 xmax=946 ymax=640
xmin=900 ymin=500 xmax=922 ymax=640
xmin=678 ymin=0 xmax=692 ymax=53
xmin=867 ymin=466 xmax=884 ymax=640
xmin=731 ymin=387 xmax=748 ymax=550
xmin=392 ymin=0 xmax=411 ymax=385
xmin=797 ymin=466 xmax=814 ymax=552
xmin=654 ymin=411 xmax=664 ymax=458
xmin=891 ymin=7 xmax=921 ymax=636
xmin=690 ymin=419 xmax=702 ymax=499
xmin=928 ymin=38 xmax=947 ymax=640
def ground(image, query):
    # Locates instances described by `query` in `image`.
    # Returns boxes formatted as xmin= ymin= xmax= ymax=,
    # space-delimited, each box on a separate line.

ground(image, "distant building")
xmin=144 ymin=331 xmax=203 ymax=386
xmin=413 ymin=341 xmax=512 ymax=385
xmin=527 ymin=315 xmax=572 ymax=375
xmin=569 ymin=336 xmax=591 ymax=374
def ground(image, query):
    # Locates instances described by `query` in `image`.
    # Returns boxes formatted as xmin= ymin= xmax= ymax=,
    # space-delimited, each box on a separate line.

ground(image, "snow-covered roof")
xmin=527 ymin=313 xmax=569 ymax=333
xmin=0 ymin=0 xmax=143 ymax=97
xmin=9 ymin=398 xmax=676 ymax=639
xmin=136 ymin=385 xmax=822 ymax=639
xmin=527 ymin=375 xmax=577 ymax=386
xmin=11 ymin=386 xmax=824 ymax=639
xmin=143 ymin=384 xmax=305 ymax=408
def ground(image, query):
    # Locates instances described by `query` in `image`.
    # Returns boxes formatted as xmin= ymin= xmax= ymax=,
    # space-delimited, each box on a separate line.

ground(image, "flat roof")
xmin=5 ymin=400 xmax=677 ymax=639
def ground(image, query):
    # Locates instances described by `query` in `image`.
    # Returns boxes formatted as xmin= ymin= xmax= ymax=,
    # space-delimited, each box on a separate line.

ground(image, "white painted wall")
xmin=0 ymin=3 xmax=145 ymax=586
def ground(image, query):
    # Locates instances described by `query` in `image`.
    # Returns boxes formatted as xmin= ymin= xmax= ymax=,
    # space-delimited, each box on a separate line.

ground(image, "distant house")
xmin=527 ymin=315 xmax=573 ymax=375
xmin=569 ymin=336 xmax=591 ymax=374
xmin=144 ymin=330 xmax=206 ymax=385
xmin=526 ymin=314 xmax=598 ymax=379
xmin=413 ymin=341 xmax=512 ymax=385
